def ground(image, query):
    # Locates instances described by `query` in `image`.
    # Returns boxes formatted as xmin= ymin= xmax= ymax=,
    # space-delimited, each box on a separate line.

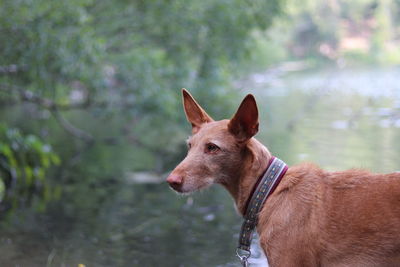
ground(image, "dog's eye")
xmin=187 ymin=142 xmax=192 ymax=149
xmin=205 ymin=143 xmax=220 ymax=154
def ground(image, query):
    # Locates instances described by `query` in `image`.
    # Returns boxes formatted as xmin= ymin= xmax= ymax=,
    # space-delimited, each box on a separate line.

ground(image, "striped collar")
xmin=236 ymin=157 xmax=288 ymax=264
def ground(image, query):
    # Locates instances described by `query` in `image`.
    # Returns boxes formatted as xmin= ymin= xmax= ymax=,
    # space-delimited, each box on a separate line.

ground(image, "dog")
xmin=167 ymin=89 xmax=400 ymax=266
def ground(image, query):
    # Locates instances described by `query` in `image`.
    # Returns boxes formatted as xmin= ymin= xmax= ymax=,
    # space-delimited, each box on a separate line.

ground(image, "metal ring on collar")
xmin=236 ymin=247 xmax=251 ymax=260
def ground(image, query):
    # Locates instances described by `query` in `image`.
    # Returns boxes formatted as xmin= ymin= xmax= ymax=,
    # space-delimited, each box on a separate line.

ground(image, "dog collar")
xmin=236 ymin=156 xmax=288 ymax=266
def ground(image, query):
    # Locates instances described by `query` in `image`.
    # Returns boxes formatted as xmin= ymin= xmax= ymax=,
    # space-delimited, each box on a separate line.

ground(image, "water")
xmin=1 ymin=66 xmax=399 ymax=266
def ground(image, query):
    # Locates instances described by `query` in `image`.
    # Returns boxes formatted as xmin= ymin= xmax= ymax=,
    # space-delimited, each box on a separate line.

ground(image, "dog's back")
xmin=259 ymin=164 xmax=400 ymax=266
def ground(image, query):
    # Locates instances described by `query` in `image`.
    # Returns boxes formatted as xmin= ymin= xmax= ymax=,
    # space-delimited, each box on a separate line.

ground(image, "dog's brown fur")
xmin=167 ymin=89 xmax=400 ymax=266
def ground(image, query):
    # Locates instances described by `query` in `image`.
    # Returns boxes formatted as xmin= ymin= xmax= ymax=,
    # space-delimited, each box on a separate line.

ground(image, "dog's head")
xmin=166 ymin=89 xmax=259 ymax=193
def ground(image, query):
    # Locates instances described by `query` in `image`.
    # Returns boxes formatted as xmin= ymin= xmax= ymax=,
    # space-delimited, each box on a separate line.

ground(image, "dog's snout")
xmin=167 ymin=174 xmax=183 ymax=190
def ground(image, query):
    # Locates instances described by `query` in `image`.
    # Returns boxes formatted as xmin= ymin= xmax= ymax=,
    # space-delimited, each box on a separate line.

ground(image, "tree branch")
xmin=0 ymin=83 xmax=156 ymax=148
xmin=0 ymin=83 xmax=94 ymax=143
xmin=0 ymin=83 xmax=106 ymax=110
xmin=0 ymin=64 xmax=27 ymax=74
xmin=51 ymin=107 xmax=94 ymax=143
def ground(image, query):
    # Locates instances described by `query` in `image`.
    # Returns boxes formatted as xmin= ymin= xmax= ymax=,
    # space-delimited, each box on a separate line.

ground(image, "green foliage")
xmin=0 ymin=0 xmax=285 ymax=176
xmin=0 ymin=0 xmax=103 ymax=96
xmin=0 ymin=0 xmax=285 ymax=223
xmin=90 ymin=0 xmax=285 ymax=117
xmin=0 ymin=0 xmax=288 ymax=250
xmin=0 ymin=124 xmax=60 ymax=212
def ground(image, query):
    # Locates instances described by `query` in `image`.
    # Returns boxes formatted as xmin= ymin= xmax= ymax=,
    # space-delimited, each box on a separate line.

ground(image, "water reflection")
xmin=0 ymin=66 xmax=399 ymax=266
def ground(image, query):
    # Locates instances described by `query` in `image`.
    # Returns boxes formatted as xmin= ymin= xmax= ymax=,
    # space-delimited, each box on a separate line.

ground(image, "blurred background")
xmin=0 ymin=0 xmax=399 ymax=266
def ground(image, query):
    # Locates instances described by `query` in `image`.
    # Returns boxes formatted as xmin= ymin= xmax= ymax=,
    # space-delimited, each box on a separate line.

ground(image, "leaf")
xmin=24 ymin=166 xmax=33 ymax=186
xmin=50 ymin=154 xmax=61 ymax=165
xmin=0 ymin=178 xmax=5 ymax=202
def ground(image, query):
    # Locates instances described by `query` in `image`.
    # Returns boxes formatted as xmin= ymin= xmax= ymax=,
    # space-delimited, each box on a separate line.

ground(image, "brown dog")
xmin=167 ymin=89 xmax=400 ymax=266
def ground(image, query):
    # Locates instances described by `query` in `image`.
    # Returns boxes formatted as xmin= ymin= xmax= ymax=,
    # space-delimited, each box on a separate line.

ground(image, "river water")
xmin=0 ymin=66 xmax=399 ymax=266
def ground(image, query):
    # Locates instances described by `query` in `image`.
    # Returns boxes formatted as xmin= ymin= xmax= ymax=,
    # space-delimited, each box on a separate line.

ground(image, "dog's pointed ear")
xmin=182 ymin=88 xmax=213 ymax=134
xmin=228 ymin=94 xmax=259 ymax=142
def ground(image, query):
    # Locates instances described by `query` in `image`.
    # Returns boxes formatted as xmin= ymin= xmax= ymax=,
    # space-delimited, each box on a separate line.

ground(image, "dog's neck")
xmin=220 ymin=138 xmax=272 ymax=215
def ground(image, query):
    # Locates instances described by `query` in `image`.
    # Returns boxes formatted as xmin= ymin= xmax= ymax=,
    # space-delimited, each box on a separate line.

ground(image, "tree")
xmin=0 ymin=0 xmax=284 ymax=210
